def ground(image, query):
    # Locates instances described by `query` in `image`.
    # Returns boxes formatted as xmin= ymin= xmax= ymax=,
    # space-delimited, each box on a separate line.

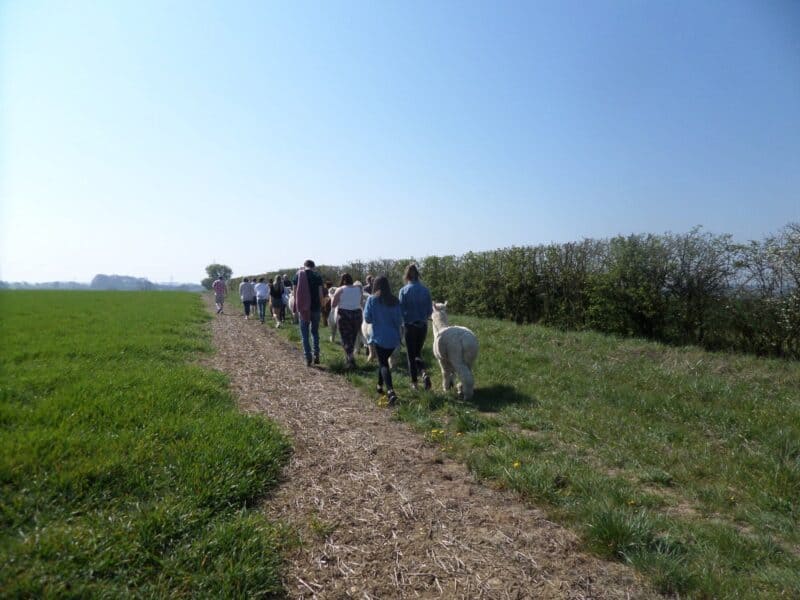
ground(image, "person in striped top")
xmin=212 ymin=276 xmax=226 ymax=314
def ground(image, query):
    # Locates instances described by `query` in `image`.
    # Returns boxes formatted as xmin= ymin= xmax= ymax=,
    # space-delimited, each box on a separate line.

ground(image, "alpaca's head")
xmin=431 ymin=301 xmax=449 ymax=333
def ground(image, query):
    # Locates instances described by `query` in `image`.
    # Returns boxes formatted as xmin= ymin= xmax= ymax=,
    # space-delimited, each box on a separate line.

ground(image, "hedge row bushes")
xmin=242 ymin=223 xmax=800 ymax=359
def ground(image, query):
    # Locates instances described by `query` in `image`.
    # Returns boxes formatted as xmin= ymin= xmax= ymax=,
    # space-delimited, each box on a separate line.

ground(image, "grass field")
xmin=0 ymin=291 xmax=292 ymax=597
xmin=263 ymin=301 xmax=800 ymax=598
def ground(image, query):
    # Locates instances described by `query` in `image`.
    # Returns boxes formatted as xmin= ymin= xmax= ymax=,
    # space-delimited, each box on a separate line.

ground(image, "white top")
xmin=254 ymin=282 xmax=269 ymax=299
xmin=239 ymin=281 xmax=256 ymax=301
xmin=338 ymin=285 xmax=363 ymax=310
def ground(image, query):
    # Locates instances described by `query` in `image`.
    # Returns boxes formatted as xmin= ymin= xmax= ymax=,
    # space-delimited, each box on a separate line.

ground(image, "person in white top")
xmin=330 ymin=273 xmax=364 ymax=368
xmin=254 ymin=277 xmax=270 ymax=323
xmin=239 ymin=278 xmax=256 ymax=319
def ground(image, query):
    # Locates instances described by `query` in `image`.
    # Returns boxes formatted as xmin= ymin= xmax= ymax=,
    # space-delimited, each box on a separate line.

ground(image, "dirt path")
xmin=207 ymin=300 xmax=658 ymax=599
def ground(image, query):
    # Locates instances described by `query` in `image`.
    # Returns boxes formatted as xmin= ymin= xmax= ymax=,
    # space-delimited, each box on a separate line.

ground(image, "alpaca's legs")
xmin=329 ymin=319 xmax=337 ymax=343
xmin=354 ymin=332 xmax=363 ymax=355
xmin=440 ymin=364 xmax=454 ymax=392
xmin=388 ymin=346 xmax=401 ymax=369
xmin=455 ymin=363 xmax=474 ymax=400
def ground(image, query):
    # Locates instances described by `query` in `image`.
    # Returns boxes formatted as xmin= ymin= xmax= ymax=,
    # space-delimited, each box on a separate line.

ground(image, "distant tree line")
xmin=232 ymin=223 xmax=800 ymax=359
xmin=2 ymin=274 xmax=203 ymax=292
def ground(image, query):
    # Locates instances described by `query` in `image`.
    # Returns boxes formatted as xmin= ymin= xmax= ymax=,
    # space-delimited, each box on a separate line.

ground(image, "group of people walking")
xmin=221 ymin=275 xmax=291 ymax=326
xmin=212 ymin=273 xmax=291 ymax=325
xmin=211 ymin=261 xmax=433 ymax=407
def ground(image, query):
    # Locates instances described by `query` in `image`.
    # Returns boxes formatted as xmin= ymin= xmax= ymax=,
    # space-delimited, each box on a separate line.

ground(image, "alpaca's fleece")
xmin=361 ymin=321 xmax=402 ymax=367
xmin=329 ymin=307 xmax=339 ymax=342
xmin=327 ymin=287 xmax=339 ymax=342
xmin=287 ymin=291 xmax=297 ymax=323
xmin=431 ymin=303 xmax=479 ymax=400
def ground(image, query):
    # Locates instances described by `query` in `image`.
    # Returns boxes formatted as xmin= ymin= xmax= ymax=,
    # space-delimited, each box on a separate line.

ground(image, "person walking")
xmin=363 ymin=274 xmax=374 ymax=295
xmin=330 ymin=273 xmax=364 ymax=368
xmin=239 ymin=277 xmax=256 ymax=320
xmin=293 ymin=260 xmax=324 ymax=366
xmin=254 ymin=277 xmax=269 ymax=323
xmin=363 ymin=275 xmax=403 ymax=406
xmin=269 ymin=275 xmax=284 ymax=328
xmin=399 ymin=263 xmax=433 ymax=390
xmin=212 ymin=275 xmax=227 ymax=314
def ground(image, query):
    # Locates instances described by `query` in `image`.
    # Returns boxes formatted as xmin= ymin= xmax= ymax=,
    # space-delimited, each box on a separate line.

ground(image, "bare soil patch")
xmin=207 ymin=300 xmax=659 ymax=599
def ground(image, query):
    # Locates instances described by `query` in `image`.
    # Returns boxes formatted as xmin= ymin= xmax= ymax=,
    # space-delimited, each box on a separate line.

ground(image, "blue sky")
xmin=1 ymin=0 xmax=798 ymax=283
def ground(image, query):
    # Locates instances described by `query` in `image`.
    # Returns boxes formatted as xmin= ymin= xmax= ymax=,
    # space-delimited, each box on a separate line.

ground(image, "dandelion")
xmin=429 ymin=428 xmax=446 ymax=440
xmin=513 ymin=461 xmax=521 ymax=469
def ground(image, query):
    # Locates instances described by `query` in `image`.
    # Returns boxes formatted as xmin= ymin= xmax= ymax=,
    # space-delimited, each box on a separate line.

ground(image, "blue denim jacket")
xmin=363 ymin=296 xmax=403 ymax=349
xmin=399 ymin=281 xmax=432 ymax=325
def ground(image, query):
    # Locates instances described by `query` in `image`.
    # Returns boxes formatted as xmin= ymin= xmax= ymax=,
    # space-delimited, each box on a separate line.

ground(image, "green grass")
xmin=264 ymin=302 xmax=800 ymax=598
xmin=0 ymin=291 xmax=293 ymax=597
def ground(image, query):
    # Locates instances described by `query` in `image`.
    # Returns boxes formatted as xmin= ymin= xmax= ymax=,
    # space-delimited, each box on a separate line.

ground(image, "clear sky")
xmin=1 ymin=0 xmax=798 ymax=283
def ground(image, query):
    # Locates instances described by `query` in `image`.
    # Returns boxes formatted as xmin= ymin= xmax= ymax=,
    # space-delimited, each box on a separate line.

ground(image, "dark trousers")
xmin=337 ymin=309 xmax=363 ymax=355
xmin=243 ymin=300 xmax=253 ymax=316
xmin=404 ymin=323 xmax=428 ymax=382
xmin=376 ymin=345 xmax=395 ymax=390
xmin=257 ymin=299 xmax=267 ymax=321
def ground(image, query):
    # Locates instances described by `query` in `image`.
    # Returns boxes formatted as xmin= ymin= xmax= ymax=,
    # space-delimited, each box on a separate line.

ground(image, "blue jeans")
xmin=257 ymin=299 xmax=267 ymax=321
xmin=299 ymin=309 xmax=321 ymax=360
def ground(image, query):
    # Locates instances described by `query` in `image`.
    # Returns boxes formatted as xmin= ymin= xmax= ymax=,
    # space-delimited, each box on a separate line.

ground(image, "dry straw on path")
xmin=206 ymin=298 xmax=658 ymax=599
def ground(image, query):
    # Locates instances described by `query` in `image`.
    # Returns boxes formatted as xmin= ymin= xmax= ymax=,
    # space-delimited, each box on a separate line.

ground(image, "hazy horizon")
xmin=0 ymin=273 xmax=202 ymax=285
xmin=2 ymin=1 xmax=798 ymax=284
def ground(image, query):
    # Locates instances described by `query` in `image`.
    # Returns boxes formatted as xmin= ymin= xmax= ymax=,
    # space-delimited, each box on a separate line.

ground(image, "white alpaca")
xmin=361 ymin=321 xmax=402 ymax=367
xmin=431 ymin=302 xmax=478 ymax=400
xmin=327 ymin=287 xmax=339 ymax=342
xmin=287 ymin=290 xmax=297 ymax=323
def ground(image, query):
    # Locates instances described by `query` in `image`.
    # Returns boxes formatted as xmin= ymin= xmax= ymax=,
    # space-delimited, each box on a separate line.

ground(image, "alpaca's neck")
xmin=432 ymin=315 xmax=448 ymax=337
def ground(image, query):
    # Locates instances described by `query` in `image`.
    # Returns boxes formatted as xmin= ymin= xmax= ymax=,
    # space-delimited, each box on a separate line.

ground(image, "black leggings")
xmin=404 ymin=323 xmax=427 ymax=382
xmin=376 ymin=345 xmax=395 ymax=390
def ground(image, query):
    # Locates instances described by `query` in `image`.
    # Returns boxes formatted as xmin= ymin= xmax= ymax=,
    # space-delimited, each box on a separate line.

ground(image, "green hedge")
xmin=234 ymin=223 xmax=800 ymax=359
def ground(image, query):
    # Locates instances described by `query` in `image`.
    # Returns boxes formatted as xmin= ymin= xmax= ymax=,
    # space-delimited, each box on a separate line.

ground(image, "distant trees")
xmin=201 ymin=264 xmax=233 ymax=290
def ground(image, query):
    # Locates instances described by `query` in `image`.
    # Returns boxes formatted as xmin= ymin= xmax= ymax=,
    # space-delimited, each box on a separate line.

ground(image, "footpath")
xmin=207 ymin=299 xmax=657 ymax=599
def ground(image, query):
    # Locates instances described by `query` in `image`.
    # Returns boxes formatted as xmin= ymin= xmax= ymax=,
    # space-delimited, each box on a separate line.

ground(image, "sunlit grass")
xmin=0 ymin=291 xmax=293 ymax=597
xmin=264 ymin=300 xmax=800 ymax=598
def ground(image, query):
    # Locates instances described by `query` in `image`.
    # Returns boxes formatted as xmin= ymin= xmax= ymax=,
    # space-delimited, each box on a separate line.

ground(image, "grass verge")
xmin=0 ymin=291 xmax=293 ymax=597
xmin=257 ymin=299 xmax=800 ymax=599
